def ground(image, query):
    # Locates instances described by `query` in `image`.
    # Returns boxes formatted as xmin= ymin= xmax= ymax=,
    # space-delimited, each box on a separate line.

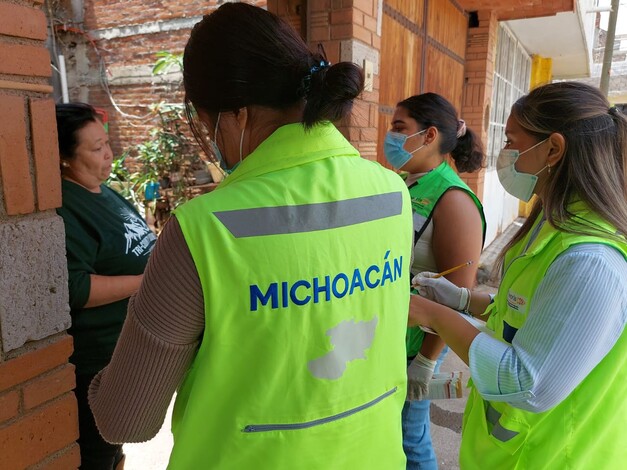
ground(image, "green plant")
xmin=136 ymin=102 xmax=201 ymax=205
xmin=152 ymin=51 xmax=183 ymax=76
xmin=107 ymin=51 xmax=208 ymax=230
xmin=106 ymin=151 xmax=148 ymax=213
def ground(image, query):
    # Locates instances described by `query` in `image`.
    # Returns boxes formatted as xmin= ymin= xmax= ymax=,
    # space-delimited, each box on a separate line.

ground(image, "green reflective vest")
xmin=406 ymin=162 xmax=486 ymax=357
xmin=170 ymin=122 xmax=413 ymax=469
xmin=461 ymin=203 xmax=627 ymax=469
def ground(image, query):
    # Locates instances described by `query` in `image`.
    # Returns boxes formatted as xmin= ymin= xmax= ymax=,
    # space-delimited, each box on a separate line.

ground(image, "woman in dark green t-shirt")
xmin=55 ymin=103 xmax=156 ymax=470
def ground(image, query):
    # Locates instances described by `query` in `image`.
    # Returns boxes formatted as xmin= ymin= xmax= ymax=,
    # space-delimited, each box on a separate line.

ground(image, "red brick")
xmin=350 ymin=99 xmax=370 ymax=128
xmin=371 ymin=33 xmax=381 ymax=50
xmin=32 ymin=443 xmax=81 ymax=470
xmin=0 ymin=390 xmax=20 ymax=424
xmin=360 ymin=126 xmax=378 ymax=142
xmin=0 ymin=336 xmax=73 ymax=392
xmin=0 ymin=394 xmax=78 ymax=470
xmin=23 ymin=364 xmax=76 ymax=411
xmin=331 ymin=23 xmax=352 ymax=40
xmin=0 ymin=94 xmax=35 ymax=215
xmin=0 ymin=44 xmax=51 ymax=77
xmin=309 ymin=0 xmax=332 ymax=12
xmin=330 ymin=7 xmax=353 ymax=24
xmin=353 ymin=0 xmax=374 ymax=16
xmin=30 ymin=98 xmax=62 ymax=210
xmin=0 ymin=3 xmax=47 ymax=40
xmin=353 ymin=24 xmax=372 ymax=45
xmin=317 ymin=39 xmax=341 ymax=64
xmin=310 ymin=25 xmax=331 ymax=41
xmin=347 ymin=126 xmax=361 ymax=141
xmin=363 ymin=14 xmax=378 ymax=32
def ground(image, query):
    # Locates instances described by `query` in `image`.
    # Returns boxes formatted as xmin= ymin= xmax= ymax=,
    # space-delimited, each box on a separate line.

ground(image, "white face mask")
xmin=209 ymin=112 xmax=244 ymax=175
xmin=496 ymin=139 xmax=549 ymax=202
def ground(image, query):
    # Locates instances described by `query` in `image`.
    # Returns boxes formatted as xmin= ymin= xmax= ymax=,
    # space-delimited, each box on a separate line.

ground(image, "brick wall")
xmin=0 ymin=1 xmax=78 ymax=468
xmin=270 ymin=0 xmax=382 ymax=160
xmin=56 ymin=0 xmax=377 ymax=158
xmin=460 ymin=10 xmax=499 ymax=201
xmin=50 ymin=0 xmax=267 ymax=157
xmin=0 ymin=337 xmax=79 ymax=470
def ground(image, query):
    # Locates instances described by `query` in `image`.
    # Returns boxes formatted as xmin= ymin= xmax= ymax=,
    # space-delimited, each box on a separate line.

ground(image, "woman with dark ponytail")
xmin=383 ymin=92 xmax=486 ymax=469
xmin=90 ymin=3 xmax=413 ymax=469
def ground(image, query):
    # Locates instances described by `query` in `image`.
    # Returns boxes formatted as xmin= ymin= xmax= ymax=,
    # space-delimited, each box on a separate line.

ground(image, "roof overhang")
xmin=457 ymin=0 xmax=575 ymax=20
xmin=505 ymin=4 xmax=595 ymax=79
xmin=458 ymin=1 xmax=594 ymax=79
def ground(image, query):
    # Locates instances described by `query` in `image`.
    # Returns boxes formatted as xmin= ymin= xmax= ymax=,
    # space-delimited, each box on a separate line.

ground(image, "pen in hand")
xmin=432 ymin=260 xmax=473 ymax=278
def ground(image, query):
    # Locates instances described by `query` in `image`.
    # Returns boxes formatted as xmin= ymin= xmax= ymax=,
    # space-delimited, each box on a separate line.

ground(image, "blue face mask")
xmin=383 ymin=129 xmax=427 ymax=170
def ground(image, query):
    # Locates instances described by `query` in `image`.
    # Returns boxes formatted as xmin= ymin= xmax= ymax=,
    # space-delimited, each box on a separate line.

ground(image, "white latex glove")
xmin=412 ymin=271 xmax=469 ymax=311
xmin=407 ymin=353 xmax=437 ymax=401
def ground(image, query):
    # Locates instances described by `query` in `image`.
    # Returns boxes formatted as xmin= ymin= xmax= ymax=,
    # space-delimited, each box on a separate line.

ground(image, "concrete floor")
xmin=429 ymin=349 xmax=471 ymax=470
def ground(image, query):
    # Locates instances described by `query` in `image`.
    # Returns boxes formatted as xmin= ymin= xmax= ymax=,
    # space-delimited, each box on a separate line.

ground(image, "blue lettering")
xmin=350 ymin=268 xmax=365 ymax=294
xmin=332 ymin=273 xmax=349 ymax=298
xmin=381 ymin=259 xmax=393 ymax=286
xmin=281 ymin=281 xmax=289 ymax=308
xmin=313 ymin=275 xmax=331 ymax=303
xmin=290 ymin=280 xmax=311 ymax=306
xmin=365 ymin=265 xmax=380 ymax=289
xmin=250 ymin=283 xmax=278 ymax=311
xmin=393 ymin=256 xmax=403 ymax=281
xmin=250 ymin=252 xmax=402 ymax=310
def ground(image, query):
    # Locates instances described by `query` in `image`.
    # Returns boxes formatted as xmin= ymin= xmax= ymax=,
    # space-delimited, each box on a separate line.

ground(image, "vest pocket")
xmin=484 ymin=402 xmax=529 ymax=454
xmin=242 ymin=387 xmax=397 ymax=433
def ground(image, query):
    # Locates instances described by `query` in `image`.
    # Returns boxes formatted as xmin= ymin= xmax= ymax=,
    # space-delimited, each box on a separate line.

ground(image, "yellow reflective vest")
xmin=170 ymin=122 xmax=413 ymax=469
xmin=461 ymin=203 xmax=627 ymax=469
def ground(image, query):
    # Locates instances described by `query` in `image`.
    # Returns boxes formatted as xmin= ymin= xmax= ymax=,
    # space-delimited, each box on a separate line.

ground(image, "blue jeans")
xmin=401 ymin=348 xmax=448 ymax=470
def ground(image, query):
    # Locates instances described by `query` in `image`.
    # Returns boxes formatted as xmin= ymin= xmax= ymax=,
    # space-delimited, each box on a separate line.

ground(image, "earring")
xmin=61 ymin=161 xmax=70 ymax=168
xmin=547 ymin=165 xmax=552 ymax=175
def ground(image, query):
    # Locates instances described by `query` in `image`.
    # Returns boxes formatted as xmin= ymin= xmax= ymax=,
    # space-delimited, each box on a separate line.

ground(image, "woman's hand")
xmin=412 ymin=272 xmax=468 ymax=311
xmin=407 ymin=353 xmax=437 ymax=401
xmin=409 ymin=293 xmax=481 ymax=365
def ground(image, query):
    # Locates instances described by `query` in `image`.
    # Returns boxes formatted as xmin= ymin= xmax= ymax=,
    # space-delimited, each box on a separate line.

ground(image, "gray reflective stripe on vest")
xmin=214 ymin=192 xmax=403 ymax=238
xmin=486 ymin=403 xmax=519 ymax=442
xmin=242 ymin=386 xmax=397 ymax=432
xmin=486 ymin=403 xmax=500 ymax=425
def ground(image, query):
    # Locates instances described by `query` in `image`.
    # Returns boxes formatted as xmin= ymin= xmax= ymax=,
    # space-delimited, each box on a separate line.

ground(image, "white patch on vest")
xmin=307 ymin=317 xmax=378 ymax=380
xmin=506 ymin=290 xmax=528 ymax=313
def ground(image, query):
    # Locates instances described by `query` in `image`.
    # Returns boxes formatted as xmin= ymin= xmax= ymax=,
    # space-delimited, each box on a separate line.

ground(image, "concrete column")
xmin=0 ymin=1 xmax=79 ymax=467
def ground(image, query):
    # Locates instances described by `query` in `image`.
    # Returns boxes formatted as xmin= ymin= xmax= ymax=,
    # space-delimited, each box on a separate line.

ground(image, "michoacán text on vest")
xmin=250 ymin=250 xmax=404 ymax=311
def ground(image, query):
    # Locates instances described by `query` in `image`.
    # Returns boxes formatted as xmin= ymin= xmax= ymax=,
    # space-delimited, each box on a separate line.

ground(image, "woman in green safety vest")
xmin=89 ymin=3 xmax=414 ymax=469
xmin=383 ymin=93 xmax=486 ymax=470
xmin=410 ymin=81 xmax=627 ymax=469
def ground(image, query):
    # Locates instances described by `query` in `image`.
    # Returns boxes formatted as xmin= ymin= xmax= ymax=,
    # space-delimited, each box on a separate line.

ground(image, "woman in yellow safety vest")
xmin=89 ymin=3 xmax=414 ymax=469
xmin=410 ymin=81 xmax=627 ymax=469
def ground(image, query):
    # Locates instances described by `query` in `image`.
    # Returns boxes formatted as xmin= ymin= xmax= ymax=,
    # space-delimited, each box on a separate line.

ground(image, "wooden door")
xmin=378 ymin=0 xmax=468 ymax=165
